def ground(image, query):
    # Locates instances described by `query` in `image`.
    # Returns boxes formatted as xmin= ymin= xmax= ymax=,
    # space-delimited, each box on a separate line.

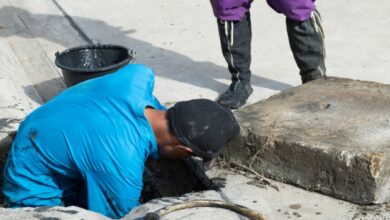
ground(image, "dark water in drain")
xmin=141 ymin=158 xmax=210 ymax=203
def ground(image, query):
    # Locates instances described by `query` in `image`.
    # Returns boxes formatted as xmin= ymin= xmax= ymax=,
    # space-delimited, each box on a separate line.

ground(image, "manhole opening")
xmin=0 ymin=134 xmax=210 ymax=206
xmin=141 ymin=158 xmax=211 ymax=203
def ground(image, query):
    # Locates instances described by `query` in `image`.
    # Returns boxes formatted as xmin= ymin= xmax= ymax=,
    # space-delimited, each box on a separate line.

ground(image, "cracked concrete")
xmin=225 ymin=77 xmax=390 ymax=204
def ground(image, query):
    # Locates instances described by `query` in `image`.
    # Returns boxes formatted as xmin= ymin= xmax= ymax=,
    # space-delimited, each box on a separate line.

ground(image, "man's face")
xmin=159 ymin=144 xmax=193 ymax=159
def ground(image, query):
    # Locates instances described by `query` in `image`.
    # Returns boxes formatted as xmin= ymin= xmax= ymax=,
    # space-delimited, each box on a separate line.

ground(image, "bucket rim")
xmin=54 ymin=44 xmax=134 ymax=73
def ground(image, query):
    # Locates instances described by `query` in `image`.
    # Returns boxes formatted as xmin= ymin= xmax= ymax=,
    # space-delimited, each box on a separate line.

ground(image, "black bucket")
xmin=55 ymin=44 xmax=135 ymax=87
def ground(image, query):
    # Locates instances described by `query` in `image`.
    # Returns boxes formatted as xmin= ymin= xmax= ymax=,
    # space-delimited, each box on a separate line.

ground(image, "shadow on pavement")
xmin=23 ymin=77 xmax=66 ymax=103
xmin=0 ymin=6 xmax=293 ymax=98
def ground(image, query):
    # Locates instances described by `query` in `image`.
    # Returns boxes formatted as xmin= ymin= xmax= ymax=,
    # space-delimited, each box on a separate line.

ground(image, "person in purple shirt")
xmin=210 ymin=0 xmax=326 ymax=109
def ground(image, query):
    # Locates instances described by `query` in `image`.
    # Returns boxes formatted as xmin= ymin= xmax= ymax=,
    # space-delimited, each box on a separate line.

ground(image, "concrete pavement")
xmin=1 ymin=0 xmax=390 ymax=219
xmin=126 ymin=168 xmax=390 ymax=220
xmin=55 ymin=0 xmax=390 ymax=104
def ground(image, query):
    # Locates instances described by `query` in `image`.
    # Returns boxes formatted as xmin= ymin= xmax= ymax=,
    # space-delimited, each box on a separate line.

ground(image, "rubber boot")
xmin=287 ymin=9 xmax=326 ymax=84
xmin=216 ymin=13 xmax=253 ymax=109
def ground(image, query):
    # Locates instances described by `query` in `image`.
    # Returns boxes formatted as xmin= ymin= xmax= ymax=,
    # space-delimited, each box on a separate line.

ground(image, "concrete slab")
xmin=126 ymin=169 xmax=390 ymax=220
xmin=54 ymin=0 xmax=297 ymax=105
xmin=126 ymin=190 xmax=272 ymax=220
xmin=4 ymin=0 xmax=390 ymax=104
xmin=0 ymin=41 xmax=41 ymax=133
xmin=53 ymin=0 xmax=390 ymax=105
xmin=0 ymin=40 xmax=42 ymax=201
xmin=225 ymin=77 xmax=390 ymax=204
xmin=0 ymin=0 xmax=85 ymax=102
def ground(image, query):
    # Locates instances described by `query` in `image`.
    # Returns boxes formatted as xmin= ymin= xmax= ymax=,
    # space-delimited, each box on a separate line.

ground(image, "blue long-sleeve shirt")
xmin=3 ymin=64 xmax=164 ymax=218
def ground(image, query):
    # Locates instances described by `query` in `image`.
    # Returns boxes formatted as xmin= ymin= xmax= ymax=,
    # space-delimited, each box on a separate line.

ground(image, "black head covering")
xmin=167 ymin=99 xmax=240 ymax=159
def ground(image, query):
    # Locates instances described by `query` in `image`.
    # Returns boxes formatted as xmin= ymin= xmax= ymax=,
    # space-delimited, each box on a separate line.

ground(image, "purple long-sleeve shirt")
xmin=210 ymin=0 xmax=315 ymax=21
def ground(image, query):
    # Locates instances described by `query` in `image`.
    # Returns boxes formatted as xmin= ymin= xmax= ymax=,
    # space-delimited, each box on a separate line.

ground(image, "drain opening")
xmin=141 ymin=157 xmax=214 ymax=203
xmin=0 ymin=135 xmax=213 ymax=206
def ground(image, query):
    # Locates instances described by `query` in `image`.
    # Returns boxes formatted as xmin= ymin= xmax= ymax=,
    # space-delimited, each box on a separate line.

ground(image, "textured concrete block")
xmin=224 ymin=77 xmax=390 ymax=204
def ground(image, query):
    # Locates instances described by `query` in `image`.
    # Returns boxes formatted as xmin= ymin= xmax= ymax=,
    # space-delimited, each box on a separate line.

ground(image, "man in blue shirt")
xmin=2 ymin=64 xmax=239 ymax=219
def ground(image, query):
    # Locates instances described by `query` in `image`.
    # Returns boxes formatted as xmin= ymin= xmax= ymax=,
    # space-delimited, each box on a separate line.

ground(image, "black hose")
xmin=142 ymin=199 xmax=267 ymax=220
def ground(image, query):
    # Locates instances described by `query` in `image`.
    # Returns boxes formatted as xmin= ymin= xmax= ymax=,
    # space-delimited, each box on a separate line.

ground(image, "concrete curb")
xmin=0 ymin=41 xmax=41 ymax=132
xmin=0 ymin=40 xmax=43 ymax=202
